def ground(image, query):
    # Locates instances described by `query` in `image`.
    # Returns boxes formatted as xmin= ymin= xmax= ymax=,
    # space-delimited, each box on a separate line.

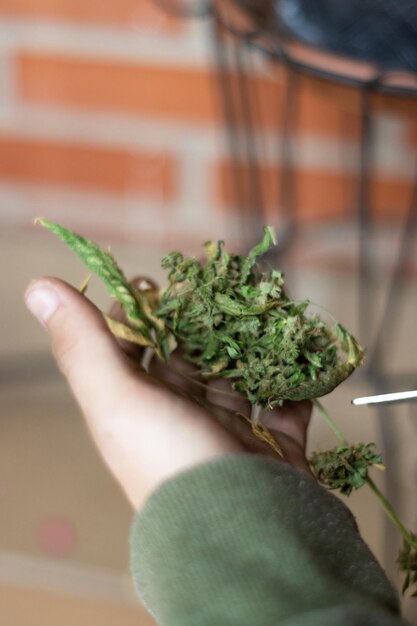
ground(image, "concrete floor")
xmin=1 ymin=220 xmax=416 ymax=623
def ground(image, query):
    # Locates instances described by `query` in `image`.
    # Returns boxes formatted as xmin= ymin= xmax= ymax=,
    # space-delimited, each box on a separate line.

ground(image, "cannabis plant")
xmin=37 ymin=218 xmax=417 ymax=596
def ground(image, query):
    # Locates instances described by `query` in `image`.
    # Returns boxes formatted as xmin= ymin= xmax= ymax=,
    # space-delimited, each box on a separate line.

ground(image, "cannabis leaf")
xmin=36 ymin=218 xmax=176 ymax=357
xmin=37 ymin=218 xmax=147 ymax=326
xmin=309 ymin=443 xmax=382 ymax=495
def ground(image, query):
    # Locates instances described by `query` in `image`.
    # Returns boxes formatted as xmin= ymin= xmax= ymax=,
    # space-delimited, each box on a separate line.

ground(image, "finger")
xmin=24 ymin=277 xmax=138 ymax=423
xmin=205 ymin=379 xmax=312 ymax=467
xmin=267 ymin=429 xmax=314 ymax=476
xmin=209 ymin=402 xmax=313 ymax=475
xmin=262 ymin=400 xmax=312 ymax=451
xmin=205 ymin=377 xmax=252 ymax=416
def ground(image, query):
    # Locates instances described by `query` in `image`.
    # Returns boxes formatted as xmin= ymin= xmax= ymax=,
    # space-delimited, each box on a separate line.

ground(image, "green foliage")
xmin=38 ymin=220 xmax=363 ymax=407
xmin=156 ymin=227 xmax=363 ymax=407
xmin=309 ymin=443 xmax=382 ymax=496
xmin=398 ymin=534 xmax=417 ymax=597
xmin=37 ymin=218 xmax=174 ymax=358
xmin=37 ymin=218 xmax=147 ymax=328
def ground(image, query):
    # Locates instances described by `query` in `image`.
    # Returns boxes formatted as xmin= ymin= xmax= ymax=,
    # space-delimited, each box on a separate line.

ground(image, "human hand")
xmin=24 ymin=277 xmax=312 ymax=510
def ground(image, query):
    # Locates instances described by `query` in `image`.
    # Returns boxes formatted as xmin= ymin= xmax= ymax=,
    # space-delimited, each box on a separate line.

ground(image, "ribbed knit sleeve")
xmin=130 ymin=455 xmax=409 ymax=626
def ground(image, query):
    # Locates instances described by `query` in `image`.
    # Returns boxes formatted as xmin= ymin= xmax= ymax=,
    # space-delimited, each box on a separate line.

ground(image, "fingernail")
xmin=25 ymin=283 xmax=61 ymax=326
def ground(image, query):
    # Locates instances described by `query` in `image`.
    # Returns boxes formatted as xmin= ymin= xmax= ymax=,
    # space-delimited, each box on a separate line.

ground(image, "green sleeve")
xmin=130 ymin=454 xmax=409 ymax=626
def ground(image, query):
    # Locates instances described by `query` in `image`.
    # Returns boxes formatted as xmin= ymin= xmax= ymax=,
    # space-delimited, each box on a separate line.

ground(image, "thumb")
xmin=24 ymin=277 xmax=136 ymax=422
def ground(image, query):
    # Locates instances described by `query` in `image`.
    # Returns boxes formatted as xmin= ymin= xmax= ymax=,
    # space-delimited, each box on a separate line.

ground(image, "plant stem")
xmin=365 ymin=475 xmax=413 ymax=544
xmin=313 ymin=399 xmax=416 ymax=549
xmin=313 ymin=399 xmax=347 ymax=445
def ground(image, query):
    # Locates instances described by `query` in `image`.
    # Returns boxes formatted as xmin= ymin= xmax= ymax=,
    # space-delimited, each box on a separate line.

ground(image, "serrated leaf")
xmin=37 ymin=218 xmax=151 ymax=338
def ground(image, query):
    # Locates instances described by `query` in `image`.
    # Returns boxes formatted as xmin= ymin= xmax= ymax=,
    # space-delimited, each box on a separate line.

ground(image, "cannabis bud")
xmin=38 ymin=220 xmax=366 ymax=411
xmin=309 ymin=443 xmax=382 ymax=496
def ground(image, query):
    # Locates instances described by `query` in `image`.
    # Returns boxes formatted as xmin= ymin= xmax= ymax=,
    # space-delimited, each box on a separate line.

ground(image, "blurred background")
xmin=0 ymin=0 xmax=416 ymax=624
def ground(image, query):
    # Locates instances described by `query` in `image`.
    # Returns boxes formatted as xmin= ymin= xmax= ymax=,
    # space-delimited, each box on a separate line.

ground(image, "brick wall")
xmin=0 ymin=1 xmax=416 ymax=249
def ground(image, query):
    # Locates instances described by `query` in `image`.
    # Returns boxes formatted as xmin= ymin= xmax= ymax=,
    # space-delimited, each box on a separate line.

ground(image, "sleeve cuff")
xmin=130 ymin=454 xmax=400 ymax=625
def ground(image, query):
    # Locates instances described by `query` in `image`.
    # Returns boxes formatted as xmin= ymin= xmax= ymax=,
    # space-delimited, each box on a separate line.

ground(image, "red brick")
xmin=214 ymin=160 xmax=413 ymax=222
xmin=0 ymin=135 xmax=177 ymax=198
xmin=15 ymin=53 xmax=366 ymax=134
xmin=17 ymin=53 xmax=219 ymax=124
xmin=0 ymin=0 xmax=182 ymax=31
